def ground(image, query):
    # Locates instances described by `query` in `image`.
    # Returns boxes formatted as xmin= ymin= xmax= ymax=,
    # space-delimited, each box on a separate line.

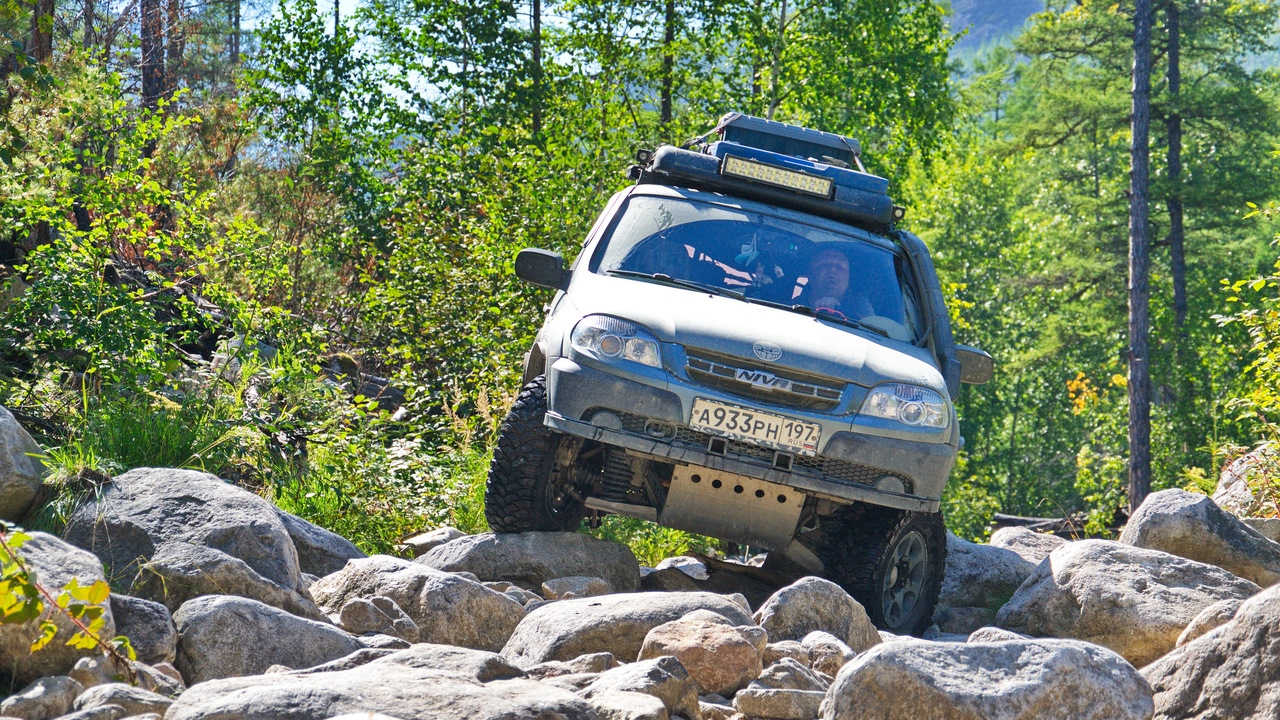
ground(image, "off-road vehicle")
xmin=484 ymin=113 xmax=992 ymax=634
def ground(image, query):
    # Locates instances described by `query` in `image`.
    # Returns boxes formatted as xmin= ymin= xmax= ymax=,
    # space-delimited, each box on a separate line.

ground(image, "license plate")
xmin=689 ymin=398 xmax=821 ymax=456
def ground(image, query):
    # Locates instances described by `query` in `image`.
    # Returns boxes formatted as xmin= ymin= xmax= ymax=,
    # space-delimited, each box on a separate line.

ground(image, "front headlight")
xmin=859 ymin=383 xmax=949 ymax=429
xmin=570 ymin=315 xmax=662 ymax=368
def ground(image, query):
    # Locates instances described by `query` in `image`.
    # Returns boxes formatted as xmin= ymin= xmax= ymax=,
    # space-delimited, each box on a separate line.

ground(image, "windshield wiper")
xmin=606 ymin=270 xmax=746 ymax=301
xmin=787 ymin=303 xmax=892 ymax=339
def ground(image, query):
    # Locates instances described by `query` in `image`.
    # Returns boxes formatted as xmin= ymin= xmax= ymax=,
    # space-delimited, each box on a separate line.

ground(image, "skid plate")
xmin=659 ymin=466 xmax=804 ymax=550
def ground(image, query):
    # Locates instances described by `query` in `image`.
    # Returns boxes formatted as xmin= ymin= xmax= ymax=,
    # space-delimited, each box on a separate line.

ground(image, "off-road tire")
xmin=819 ymin=503 xmax=947 ymax=636
xmin=484 ymin=375 xmax=585 ymax=533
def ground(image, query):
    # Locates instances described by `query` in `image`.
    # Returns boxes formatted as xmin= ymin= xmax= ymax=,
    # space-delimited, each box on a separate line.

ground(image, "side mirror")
xmin=955 ymin=344 xmax=993 ymax=385
xmin=515 ymin=248 xmax=571 ymax=291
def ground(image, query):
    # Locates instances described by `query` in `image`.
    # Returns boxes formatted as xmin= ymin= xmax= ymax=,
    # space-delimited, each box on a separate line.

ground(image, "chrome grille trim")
xmin=684 ymin=352 xmax=843 ymax=411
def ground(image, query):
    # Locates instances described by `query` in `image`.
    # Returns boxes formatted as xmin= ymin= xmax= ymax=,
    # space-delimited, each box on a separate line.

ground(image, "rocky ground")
xmin=2 ymin=407 xmax=1279 ymax=719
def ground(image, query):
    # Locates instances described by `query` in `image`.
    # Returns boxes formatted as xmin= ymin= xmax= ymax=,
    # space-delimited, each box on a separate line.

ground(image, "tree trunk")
xmin=28 ymin=0 xmax=54 ymax=62
xmin=229 ymin=0 xmax=240 ymax=71
xmin=661 ymin=0 xmax=674 ymax=125
xmin=83 ymin=0 xmax=96 ymax=48
xmin=140 ymin=0 xmax=165 ymax=109
xmin=1167 ymin=1 xmax=1186 ymax=331
xmin=1128 ymin=0 xmax=1154 ymax=515
xmin=531 ymin=0 xmax=541 ymax=136
xmin=766 ymin=0 xmax=787 ymax=120
xmin=165 ymin=0 xmax=185 ymax=100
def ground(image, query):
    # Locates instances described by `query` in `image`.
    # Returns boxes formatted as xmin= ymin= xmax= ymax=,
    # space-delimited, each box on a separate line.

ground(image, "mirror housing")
xmin=515 ymin=248 xmax=571 ymax=291
xmin=955 ymin=344 xmax=993 ymax=385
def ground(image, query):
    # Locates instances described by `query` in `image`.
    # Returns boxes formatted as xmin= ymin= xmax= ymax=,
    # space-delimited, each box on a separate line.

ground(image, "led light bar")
xmin=721 ymin=155 xmax=834 ymax=199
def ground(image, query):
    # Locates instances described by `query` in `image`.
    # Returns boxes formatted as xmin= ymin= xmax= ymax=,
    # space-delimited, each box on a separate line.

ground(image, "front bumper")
xmin=546 ymin=357 xmax=955 ymax=513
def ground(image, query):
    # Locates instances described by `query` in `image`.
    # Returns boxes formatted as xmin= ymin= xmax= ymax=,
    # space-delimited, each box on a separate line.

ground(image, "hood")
xmin=566 ymin=273 xmax=946 ymax=393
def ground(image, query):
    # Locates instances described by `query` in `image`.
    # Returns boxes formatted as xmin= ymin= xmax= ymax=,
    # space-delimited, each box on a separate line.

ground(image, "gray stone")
xmin=54 ymin=707 xmax=127 ymax=720
xmin=505 ymin=586 xmax=544 ymax=605
xmin=734 ymin=688 xmax=824 ymax=720
xmin=654 ymin=556 xmax=709 ymax=581
xmin=1119 ymin=488 xmax=1280 ymax=587
xmin=967 ymin=626 xmax=1030 ymax=643
xmin=397 ymin=527 xmax=465 ymax=558
xmin=336 ymin=595 xmax=419 ymax=643
xmin=67 ymin=656 xmax=183 ymax=697
xmin=753 ymin=657 xmax=830 ymax=692
xmin=542 ymin=672 xmax=601 ymax=691
xmin=542 ymin=576 xmax=612 ymax=600
xmin=762 ymin=640 xmax=810 ymax=667
xmin=284 ymin=647 xmax=397 ymax=674
xmin=699 ymin=700 xmax=734 ymax=720
xmin=800 ymin=631 xmax=854 ymax=677
xmin=501 ymin=592 xmax=752 ymax=668
xmin=1176 ymin=598 xmax=1242 ymax=648
xmin=0 ymin=532 xmax=115 ymax=684
xmin=1213 ymin=444 xmax=1276 ymax=516
xmin=641 ymin=568 xmax=701 ymax=592
xmin=310 ymin=554 xmax=524 ymax=652
xmin=173 ymin=595 xmax=363 ymax=684
xmin=1242 ymin=517 xmax=1280 ymax=543
xmin=638 ymin=617 xmax=766 ymax=696
xmin=995 ymin=539 xmax=1261 ymax=667
xmin=63 ymin=468 xmax=316 ymax=615
xmin=418 ymin=532 xmax=640 ymax=592
xmin=935 ymin=606 xmax=998 ymax=636
xmin=938 ymin=532 xmax=1036 ymax=612
xmin=108 ymin=595 xmax=177 ymax=666
xmin=73 ymin=685 xmax=172 ymax=716
xmin=579 ymin=656 xmax=701 ymax=720
xmin=988 ymin=527 xmax=1068 ymax=564
xmin=823 ymin=638 xmax=1154 ymax=720
xmin=0 ymin=676 xmax=82 ymax=720
xmin=274 ymin=509 xmax=366 ymax=577
xmin=164 ymin=644 xmax=593 ymax=720
xmin=527 ymin=652 xmax=619 ymax=679
xmin=355 ymin=633 xmax=410 ymax=650
xmin=587 ymin=691 xmax=669 ymax=720
xmin=1143 ymin=583 xmax=1280 ymax=719
xmin=0 ymin=405 xmax=43 ymax=522
xmin=753 ymin=577 xmax=879 ymax=653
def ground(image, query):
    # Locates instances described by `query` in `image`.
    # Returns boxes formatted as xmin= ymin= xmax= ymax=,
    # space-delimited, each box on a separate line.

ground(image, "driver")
xmin=802 ymin=247 xmax=873 ymax=318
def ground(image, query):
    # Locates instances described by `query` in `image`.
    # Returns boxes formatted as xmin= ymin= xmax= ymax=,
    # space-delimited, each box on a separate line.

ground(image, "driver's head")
xmin=807 ymin=247 xmax=850 ymax=300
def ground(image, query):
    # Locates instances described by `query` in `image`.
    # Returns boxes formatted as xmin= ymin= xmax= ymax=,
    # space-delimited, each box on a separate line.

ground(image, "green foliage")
xmin=587 ymin=516 xmax=717 ymax=568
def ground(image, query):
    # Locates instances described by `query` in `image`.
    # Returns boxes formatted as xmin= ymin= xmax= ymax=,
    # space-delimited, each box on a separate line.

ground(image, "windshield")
xmin=589 ymin=195 xmax=922 ymax=342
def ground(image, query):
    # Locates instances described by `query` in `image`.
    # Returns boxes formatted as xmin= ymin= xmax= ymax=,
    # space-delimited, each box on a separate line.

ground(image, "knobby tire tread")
xmin=484 ymin=376 xmax=558 ymax=533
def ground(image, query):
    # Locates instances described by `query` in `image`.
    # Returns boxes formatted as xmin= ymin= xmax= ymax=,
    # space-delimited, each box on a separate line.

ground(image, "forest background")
xmin=3 ymin=0 xmax=1280 ymax=561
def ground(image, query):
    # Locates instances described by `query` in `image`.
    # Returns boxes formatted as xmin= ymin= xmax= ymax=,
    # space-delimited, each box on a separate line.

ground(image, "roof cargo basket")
xmin=714 ymin=112 xmax=864 ymax=171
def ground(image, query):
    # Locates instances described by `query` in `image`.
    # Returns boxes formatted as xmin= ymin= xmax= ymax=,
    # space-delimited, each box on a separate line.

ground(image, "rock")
xmin=501 ymin=592 xmax=753 ymax=668
xmin=1242 ymin=517 xmax=1280 ymax=543
xmin=356 ymin=633 xmax=410 ymax=650
xmin=63 ymin=468 xmax=316 ymax=615
xmin=309 ymin=555 xmax=524 ymax=652
xmin=800 ymin=631 xmax=854 ymax=677
xmin=699 ymin=699 xmax=734 ymax=720
xmin=398 ymin=527 xmax=465 ymax=558
xmin=1119 ymin=488 xmax=1280 ymax=587
xmin=527 ymin=653 xmax=620 ymax=679
xmin=282 ymin=647 xmax=397 ymax=674
xmin=108 ymin=595 xmax=177 ymax=666
xmin=1175 ymin=598 xmax=1241 ymax=648
xmin=579 ymin=656 xmax=701 ymax=720
xmin=641 ymin=568 xmax=701 ymax=592
xmin=587 ymin=691 xmax=670 ymax=720
xmin=638 ymin=617 xmax=766 ymax=695
xmin=542 ymin=576 xmax=612 ymax=600
xmin=922 ymin=627 xmax=969 ymax=642
xmin=542 ymin=672 xmax=601 ymax=691
xmin=73 ymin=685 xmax=172 ymax=716
xmin=505 ymin=586 xmax=544 ymax=606
xmin=173 ymin=595 xmax=364 ymax=684
xmin=934 ymin=606 xmax=998 ymax=636
xmin=0 ymin=676 xmax=83 ymax=720
xmin=336 ymin=596 xmax=419 ymax=643
xmin=55 ymin=707 xmax=127 ymax=720
xmin=165 ymin=644 xmax=593 ymax=720
xmin=0 ymin=406 xmax=42 ymax=522
xmin=1142 ymin=583 xmax=1280 ymax=720
xmin=996 ymin=539 xmax=1261 ymax=667
xmin=654 ymin=556 xmax=710 ymax=581
xmin=967 ymin=626 xmax=1030 ymax=643
xmin=274 ymin=509 xmax=366 ymax=577
xmin=67 ymin=656 xmax=183 ymax=696
xmin=0 ymin=532 xmax=115 ymax=684
xmin=754 ymin=657 xmax=830 ymax=692
xmin=733 ymin=688 xmax=824 ymax=720
xmin=988 ymin=527 xmax=1067 ymax=564
xmin=938 ymin=532 xmax=1036 ymax=611
xmin=418 ymin=532 xmax=640 ymax=592
xmin=753 ymin=577 xmax=878 ymax=654
xmin=823 ymin=638 xmax=1154 ymax=720
xmin=1213 ymin=444 xmax=1276 ymax=516
xmin=762 ymin=640 xmax=810 ymax=667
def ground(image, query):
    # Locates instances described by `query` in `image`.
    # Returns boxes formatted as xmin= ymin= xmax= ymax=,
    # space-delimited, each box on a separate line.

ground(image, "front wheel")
xmin=484 ymin=375 xmax=586 ymax=533
xmin=819 ymin=504 xmax=947 ymax=636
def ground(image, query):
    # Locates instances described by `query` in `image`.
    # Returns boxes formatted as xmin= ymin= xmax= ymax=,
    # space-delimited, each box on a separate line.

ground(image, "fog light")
xmin=874 ymin=475 xmax=906 ymax=494
xmin=590 ymin=411 xmax=623 ymax=430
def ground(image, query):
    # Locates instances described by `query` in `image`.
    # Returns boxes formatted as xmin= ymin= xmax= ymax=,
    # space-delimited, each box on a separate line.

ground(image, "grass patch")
xmin=587 ymin=515 xmax=717 ymax=567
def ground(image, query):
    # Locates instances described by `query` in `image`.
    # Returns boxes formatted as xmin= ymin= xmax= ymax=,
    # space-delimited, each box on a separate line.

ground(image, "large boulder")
xmin=0 ymin=405 xmax=43 ymax=522
xmin=108 ymin=594 xmax=177 ymax=665
xmin=988 ymin=527 xmax=1067 ymax=564
xmin=0 ymin=676 xmax=83 ymax=720
xmin=579 ymin=656 xmax=702 ymax=720
xmin=937 ymin=532 xmax=1036 ymax=611
xmin=1242 ymin=517 xmax=1280 ymax=543
xmin=995 ymin=539 xmax=1260 ymax=667
xmin=165 ymin=644 xmax=595 ymax=720
xmin=173 ymin=595 xmax=363 ymax=684
xmin=821 ymin=638 xmax=1154 ymax=720
xmin=62 ymin=468 xmax=317 ymax=616
xmin=752 ymin=577 xmax=879 ymax=653
xmin=0 ymin=532 xmax=116 ymax=684
xmin=501 ymin=592 xmax=753 ymax=668
xmin=309 ymin=554 xmax=524 ymax=652
xmin=418 ymin=532 xmax=641 ymax=592
xmin=1118 ymin=488 xmax=1280 ymax=587
xmin=1175 ymin=598 xmax=1241 ymax=647
xmin=1143 ymin=582 xmax=1280 ymax=720
xmin=273 ymin=509 xmax=366 ymax=577
xmin=638 ymin=616 xmax=766 ymax=696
